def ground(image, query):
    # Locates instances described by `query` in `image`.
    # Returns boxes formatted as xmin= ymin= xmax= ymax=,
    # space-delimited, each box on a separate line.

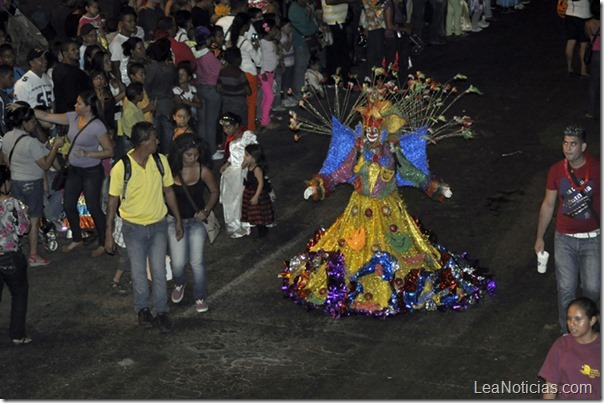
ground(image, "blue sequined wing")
xmin=396 ymin=125 xmax=430 ymax=187
xmin=319 ymin=116 xmax=359 ymax=184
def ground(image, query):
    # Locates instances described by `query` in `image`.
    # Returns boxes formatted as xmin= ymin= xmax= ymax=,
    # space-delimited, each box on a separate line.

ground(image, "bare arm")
xmin=193 ymin=165 xmax=219 ymax=221
xmin=250 ymin=166 xmax=264 ymax=205
xmin=201 ymin=165 xmax=219 ymax=212
xmin=34 ymin=136 xmax=65 ymax=170
xmin=534 ymin=189 xmax=557 ymax=254
xmin=164 ymin=185 xmax=184 ymax=241
xmin=542 ymin=382 xmax=557 ymax=399
xmin=32 ymin=108 xmax=69 ymax=126
xmin=104 ymin=194 xmax=119 ymax=253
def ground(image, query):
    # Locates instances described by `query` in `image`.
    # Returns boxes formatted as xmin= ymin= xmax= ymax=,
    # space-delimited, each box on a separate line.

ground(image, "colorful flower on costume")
xmin=280 ymin=72 xmax=495 ymax=317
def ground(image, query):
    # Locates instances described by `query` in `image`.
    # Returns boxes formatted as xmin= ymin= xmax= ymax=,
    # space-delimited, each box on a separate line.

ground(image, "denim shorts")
xmin=11 ymin=178 xmax=44 ymax=218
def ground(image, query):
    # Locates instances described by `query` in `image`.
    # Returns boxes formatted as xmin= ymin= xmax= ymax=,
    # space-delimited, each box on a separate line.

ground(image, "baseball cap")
xmin=27 ymin=48 xmax=48 ymax=63
xmin=80 ymin=23 xmax=96 ymax=36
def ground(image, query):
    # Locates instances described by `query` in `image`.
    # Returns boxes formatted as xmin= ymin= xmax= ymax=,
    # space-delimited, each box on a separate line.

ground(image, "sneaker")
xmin=155 ymin=312 xmax=173 ymax=333
xmin=171 ymin=284 xmax=185 ymax=303
xmin=471 ymin=26 xmax=482 ymax=32
xmin=111 ymin=281 xmax=127 ymax=295
xmin=230 ymin=227 xmax=249 ymax=238
xmin=282 ymin=98 xmax=298 ymax=108
xmin=12 ymin=336 xmax=32 ymax=346
xmin=478 ymin=20 xmax=490 ymax=28
xmin=138 ymin=308 xmax=154 ymax=328
xmin=212 ymin=151 xmax=224 ymax=160
xmin=272 ymin=105 xmax=286 ymax=112
xmin=195 ymin=299 xmax=209 ymax=313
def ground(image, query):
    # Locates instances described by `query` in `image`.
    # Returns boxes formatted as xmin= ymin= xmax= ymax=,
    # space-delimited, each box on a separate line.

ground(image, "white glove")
xmin=303 ymin=187 xmax=315 ymax=200
xmin=443 ymin=186 xmax=453 ymax=198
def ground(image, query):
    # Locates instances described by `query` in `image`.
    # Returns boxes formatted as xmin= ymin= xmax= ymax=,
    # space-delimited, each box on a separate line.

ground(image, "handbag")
xmin=304 ymin=33 xmax=322 ymax=54
xmin=51 ymin=117 xmax=97 ymax=191
xmin=177 ymin=173 xmax=221 ymax=244
xmin=319 ymin=24 xmax=334 ymax=48
xmin=0 ymin=251 xmax=28 ymax=275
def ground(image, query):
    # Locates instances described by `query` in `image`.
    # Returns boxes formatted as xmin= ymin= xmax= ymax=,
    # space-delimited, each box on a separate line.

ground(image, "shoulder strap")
xmin=177 ymin=172 xmax=200 ymax=212
xmin=152 ymin=153 xmax=165 ymax=177
xmin=120 ymin=152 xmax=164 ymax=201
xmin=568 ymin=160 xmax=600 ymax=225
xmin=120 ymin=154 xmax=132 ymax=201
xmin=8 ymin=134 xmax=28 ymax=164
xmin=64 ymin=117 xmax=98 ymax=166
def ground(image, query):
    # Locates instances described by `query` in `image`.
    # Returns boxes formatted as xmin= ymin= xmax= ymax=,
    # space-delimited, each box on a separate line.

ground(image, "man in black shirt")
xmin=52 ymin=38 xmax=92 ymax=114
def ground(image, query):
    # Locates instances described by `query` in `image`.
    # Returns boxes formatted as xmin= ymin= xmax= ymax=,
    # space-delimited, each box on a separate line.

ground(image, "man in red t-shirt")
xmin=535 ymin=125 xmax=601 ymax=334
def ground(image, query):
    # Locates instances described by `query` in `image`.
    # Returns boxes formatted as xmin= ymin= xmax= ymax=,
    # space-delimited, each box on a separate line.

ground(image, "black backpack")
xmin=119 ymin=153 xmax=165 ymax=201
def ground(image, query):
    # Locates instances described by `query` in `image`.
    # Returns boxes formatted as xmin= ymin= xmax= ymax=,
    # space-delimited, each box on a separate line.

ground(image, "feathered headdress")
xmin=289 ymin=67 xmax=481 ymax=143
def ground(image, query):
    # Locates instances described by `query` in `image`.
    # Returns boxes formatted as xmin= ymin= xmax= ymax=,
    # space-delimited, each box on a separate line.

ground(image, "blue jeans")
xmin=554 ymin=231 xmax=601 ymax=333
xmin=63 ymin=164 xmax=106 ymax=245
xmin=167 ymin=215 xmax=208 ymax=300
xmin=122 ymin=218 xmax=169 ymax=314
xmin=293 ymin=44 xmax=310 ymax=98
xmin=197 ymin=84 xmax=221 ymax=154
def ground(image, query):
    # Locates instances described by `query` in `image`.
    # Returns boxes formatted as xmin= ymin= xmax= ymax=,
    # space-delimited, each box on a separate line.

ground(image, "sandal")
xmin=28 ymin=254 xmax=49 ymax=267
xmin=61 ymin=241 xmax=83 ymax=253
xmin=12 ymin=337 xmax=32 ymax=346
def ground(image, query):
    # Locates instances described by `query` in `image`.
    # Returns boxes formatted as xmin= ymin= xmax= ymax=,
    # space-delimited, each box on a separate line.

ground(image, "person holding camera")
xmin=230 ymin=12 xmax=263 ymax=131
xmin=534 ymin=125 xmax=600 ymax=335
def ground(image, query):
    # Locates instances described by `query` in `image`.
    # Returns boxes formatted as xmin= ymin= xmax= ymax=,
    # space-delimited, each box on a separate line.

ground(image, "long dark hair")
xmin=568 ymin=297 xmax=600 ymax=332
xmin=90 ymin=50 xmax=110 ymax=73
xmin=6 ymin=101 xmax=35 ymax=131
xmin=167 ymin=133 xmax=212 ymax=175
xmin=230 ymin=12 xmax=251 ymax=46
xmin=244 ymin=143 xmax=268 ymax=174
xmin=83 ymin=44 xmax=102 ymax=72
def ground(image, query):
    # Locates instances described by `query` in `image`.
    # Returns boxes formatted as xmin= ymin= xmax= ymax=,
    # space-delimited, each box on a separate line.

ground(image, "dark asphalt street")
xmin=0 ymin=0 xmax=601 ymax=399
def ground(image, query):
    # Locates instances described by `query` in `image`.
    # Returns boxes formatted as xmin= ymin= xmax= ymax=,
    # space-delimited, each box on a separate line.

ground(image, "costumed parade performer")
xmin=280 ymin=70 xmax=495 ymax=318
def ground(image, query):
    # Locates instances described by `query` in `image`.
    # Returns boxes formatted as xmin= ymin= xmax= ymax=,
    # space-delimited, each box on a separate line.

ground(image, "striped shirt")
xmin=218 ymin=65 xmax=249 ymax=97
xmin=194 ymin=48 xmax=222 ymax=86
xmin=321 ymin=0 xmax=348 ymax=25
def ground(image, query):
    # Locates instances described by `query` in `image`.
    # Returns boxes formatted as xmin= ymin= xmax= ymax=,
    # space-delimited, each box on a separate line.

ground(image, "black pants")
xmin=0 ymin=257 xmax=29 ymax=340
xmin=325 ymin=23 xmax=351 ymax=82
xmin=63 ymin=164 xmax=106 ymax=246
xmin=385 ymin=35 xmax=410 ymax=84
xmin=366 ymin=28 xmax=385 ymax=78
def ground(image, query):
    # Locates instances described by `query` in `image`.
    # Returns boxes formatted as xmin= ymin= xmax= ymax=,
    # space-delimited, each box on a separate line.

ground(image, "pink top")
xmin=195 ymin=48 xmax=222 ymax=86
xmin=593 ymin=34 xmax=600 ymax=52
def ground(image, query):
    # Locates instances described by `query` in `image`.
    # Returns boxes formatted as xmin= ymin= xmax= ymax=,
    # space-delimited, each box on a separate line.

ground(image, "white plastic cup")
xmin=537 ymin=251 xmax=549 ymax=274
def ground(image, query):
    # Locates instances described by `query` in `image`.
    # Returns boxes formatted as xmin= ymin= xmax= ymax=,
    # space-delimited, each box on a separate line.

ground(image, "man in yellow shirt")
xmin=105 ymin=121 xmax=184 ymax=332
